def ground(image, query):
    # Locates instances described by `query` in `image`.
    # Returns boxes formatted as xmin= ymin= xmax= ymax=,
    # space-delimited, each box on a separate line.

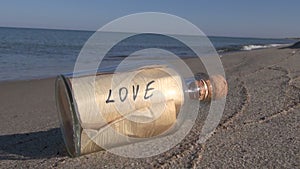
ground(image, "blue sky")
xmin=0 ymin=0 xmax=299 ymax=38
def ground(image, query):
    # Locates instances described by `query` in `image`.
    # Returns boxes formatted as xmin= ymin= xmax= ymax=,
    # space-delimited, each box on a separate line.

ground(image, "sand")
xmin=0 ymin=47 xmax=299 ymax=168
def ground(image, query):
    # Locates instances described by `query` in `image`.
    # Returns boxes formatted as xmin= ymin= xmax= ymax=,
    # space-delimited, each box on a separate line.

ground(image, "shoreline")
xmin=0 ymin=45 xmax=295 ymax=84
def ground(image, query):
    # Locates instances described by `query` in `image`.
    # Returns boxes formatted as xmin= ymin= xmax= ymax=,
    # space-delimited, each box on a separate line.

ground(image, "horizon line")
xmin=0 ymin=26 xmax=298 ymax=40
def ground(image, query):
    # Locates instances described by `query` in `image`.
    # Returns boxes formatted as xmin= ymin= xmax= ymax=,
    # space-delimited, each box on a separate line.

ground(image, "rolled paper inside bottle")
xmin=71 ymin=66 xmax=184 ymax=129
xmin=56 ymin=66 xmax=184 ymax=157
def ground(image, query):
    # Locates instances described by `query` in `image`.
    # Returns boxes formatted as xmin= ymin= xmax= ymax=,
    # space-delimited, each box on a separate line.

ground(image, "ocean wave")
xmin=241 ymin=44 xmax=284 ymax=51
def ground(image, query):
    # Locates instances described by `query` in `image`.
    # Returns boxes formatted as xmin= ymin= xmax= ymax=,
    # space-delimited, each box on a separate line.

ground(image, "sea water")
xmin=0 ymin=27 xmax=296 ymax=82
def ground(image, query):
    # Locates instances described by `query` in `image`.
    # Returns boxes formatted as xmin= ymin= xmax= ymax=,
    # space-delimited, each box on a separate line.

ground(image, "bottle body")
xmin=56 ymin=65 xmax=226 ymax=157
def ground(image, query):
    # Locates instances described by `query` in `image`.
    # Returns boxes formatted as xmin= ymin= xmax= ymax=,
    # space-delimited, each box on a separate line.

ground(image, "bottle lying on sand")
xmin=55 ymin=65 xmax=228 ymax=157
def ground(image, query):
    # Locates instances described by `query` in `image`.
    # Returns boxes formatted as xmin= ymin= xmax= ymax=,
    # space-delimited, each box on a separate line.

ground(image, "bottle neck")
xmin=187 ymin=79 xmax=212 ymax=101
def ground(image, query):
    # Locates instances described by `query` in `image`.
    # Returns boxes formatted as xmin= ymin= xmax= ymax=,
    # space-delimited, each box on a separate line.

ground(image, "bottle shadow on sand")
xmin=0 ymin=128 xmax=67 ymax=160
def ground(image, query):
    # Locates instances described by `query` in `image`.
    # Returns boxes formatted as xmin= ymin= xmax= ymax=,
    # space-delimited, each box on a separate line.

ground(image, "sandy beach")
xmin=0 ymin=46 xmax=299 ymax=168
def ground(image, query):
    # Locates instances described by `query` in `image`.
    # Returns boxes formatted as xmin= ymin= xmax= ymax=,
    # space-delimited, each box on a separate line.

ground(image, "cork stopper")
xmin=209 ymin=75 xmax=228 ymax=100
xmin=191 ymin=75 xmax=228 ymax=101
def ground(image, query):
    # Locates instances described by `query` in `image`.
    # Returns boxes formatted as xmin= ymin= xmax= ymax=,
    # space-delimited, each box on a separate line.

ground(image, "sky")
xmin=0 ymin=0 xmax=299 ymax=38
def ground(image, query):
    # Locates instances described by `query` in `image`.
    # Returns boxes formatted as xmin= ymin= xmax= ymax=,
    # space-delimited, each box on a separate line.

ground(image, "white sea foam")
xmin=241 ymin=44 xmax=284 ymax=51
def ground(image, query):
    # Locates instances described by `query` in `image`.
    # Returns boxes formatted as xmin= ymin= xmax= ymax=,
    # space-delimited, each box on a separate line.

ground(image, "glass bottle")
xmin=56 ymin=66 xmax=227 ymax=157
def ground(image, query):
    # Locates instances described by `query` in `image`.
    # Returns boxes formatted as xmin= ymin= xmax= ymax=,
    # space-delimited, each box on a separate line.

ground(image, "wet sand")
xmin=0 ymin=47 xmax=299 ymax=168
